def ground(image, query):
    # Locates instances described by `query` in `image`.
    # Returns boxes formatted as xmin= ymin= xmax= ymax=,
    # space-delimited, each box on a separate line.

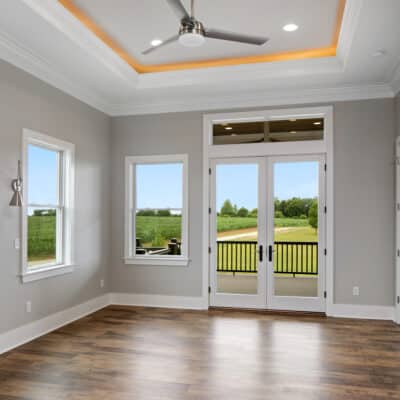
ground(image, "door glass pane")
xmin=135 ymin=163 xmax=183 ymax=256
xmin=28 ymin=144 xmax=59 ymax=205
xmin=216 ymin=164 xmax=259 ymax=294
xmin=28 ymin=207 xmax=58 ymax=268
xmin=213 ymin=119 xmax=323 ymax=145
xmin=273 ymin=161 xmax=319 ymax=297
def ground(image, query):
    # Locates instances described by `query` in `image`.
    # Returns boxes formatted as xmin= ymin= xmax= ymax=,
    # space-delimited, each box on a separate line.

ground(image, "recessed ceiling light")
xmin=225 ymin=126 xmax=233 ymax=130
xmin=289 ymin=118 xmax=297 ymax=122
xmin=290 ymin=131 xmax=297 ymax=134
xmin=313 ymin=121 xmax=322 ymax=126
xmin=151 ymin=39 xmax=163 ymax=47
xmin=283 ymin=24 xmax=298 ymax=32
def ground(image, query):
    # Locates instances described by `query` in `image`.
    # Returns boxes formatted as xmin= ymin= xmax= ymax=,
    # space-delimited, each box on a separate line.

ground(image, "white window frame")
xmin=124 ymin=154 xmax=189 ymax=267
xmin=21 ymin=129 xmax=75 ymax=283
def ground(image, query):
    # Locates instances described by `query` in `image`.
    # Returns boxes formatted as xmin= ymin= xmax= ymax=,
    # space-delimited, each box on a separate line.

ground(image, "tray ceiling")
xmin=60 ymin=0 xmax=345 ymax=73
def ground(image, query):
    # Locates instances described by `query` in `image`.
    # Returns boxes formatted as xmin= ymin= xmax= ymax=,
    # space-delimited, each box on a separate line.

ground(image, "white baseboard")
xmin=327 ymin=303 xmax=395 ymax=321
xmin=0 ymin=294 xmax=110 ymax=355
xmin=110 ymin=292 xmax=208 ymax=310
xmin=1 ymin=293 xmax=397 ymax=355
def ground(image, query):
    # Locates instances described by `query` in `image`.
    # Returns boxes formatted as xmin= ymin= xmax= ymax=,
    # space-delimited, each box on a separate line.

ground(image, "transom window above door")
xmin=213 ymin=118 xmax=324 ymax=145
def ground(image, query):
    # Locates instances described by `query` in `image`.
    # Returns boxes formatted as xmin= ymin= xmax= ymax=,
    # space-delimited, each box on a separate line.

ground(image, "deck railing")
xmin=217 ymin=241 xmax=318 ymax=276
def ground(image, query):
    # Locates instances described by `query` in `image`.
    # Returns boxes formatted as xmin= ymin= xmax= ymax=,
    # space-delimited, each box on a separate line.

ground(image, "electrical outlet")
xmin=352 ymin=286 xmax=359 ymax=296
xmin=14 ymin=238 xmax=20 ymax=249
xmin=100 ymin=279 xmax=105 ymax=288
xmin=26 ymin=301 xmax=32 ymax=313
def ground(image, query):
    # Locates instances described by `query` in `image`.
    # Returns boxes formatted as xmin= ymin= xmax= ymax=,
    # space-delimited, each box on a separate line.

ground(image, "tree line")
xmin=136 ymin=209 xmax=179 ymax=217
xmin=220 ymin=198 xmax=318 ymax=229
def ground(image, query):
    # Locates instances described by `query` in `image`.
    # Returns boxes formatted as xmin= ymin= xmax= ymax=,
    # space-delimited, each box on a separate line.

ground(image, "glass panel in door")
xmin=271 ymin=160 xmax=321 ymax=299
xmin=211 ymin=159 xmax=266 ymax=308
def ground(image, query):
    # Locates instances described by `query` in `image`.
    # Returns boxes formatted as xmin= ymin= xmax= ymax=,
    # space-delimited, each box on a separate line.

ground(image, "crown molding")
xmin=336 ymin=0 xmax=363 ymax=67
xmin=21 ymin=0 xmax=138 ymax=87
xmin=0 ymin=22 xmax=394 ymax=117
xmin=0 ymin=28 xmax=110 ymax=114
xmin=137 ymin=56 xmax=344 ymax=90
xmin=107 ymin=83 xmax=394 ymax=116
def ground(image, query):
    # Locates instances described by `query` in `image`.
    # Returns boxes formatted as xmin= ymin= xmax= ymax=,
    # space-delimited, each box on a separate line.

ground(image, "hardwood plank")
xmin=0 ymin=306 xmax=399 ymax=399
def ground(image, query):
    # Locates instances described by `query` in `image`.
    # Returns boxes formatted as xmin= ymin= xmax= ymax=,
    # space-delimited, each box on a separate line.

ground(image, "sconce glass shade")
xmin=9 ymin=185 xmax=23 ymax=207
xmin=9 ymin=160 xmax=23 ymax=207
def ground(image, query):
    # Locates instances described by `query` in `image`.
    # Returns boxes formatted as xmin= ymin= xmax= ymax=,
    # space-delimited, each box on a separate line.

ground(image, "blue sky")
xmin=28 ymin=144 xmax=58 ymax=205
xmin=136 ymin=163 xmax=183 ymax=209
xmin=28 ymin=150 xmax=317 ymax=212
xmin=216 ymin=162 xmax=318 ymax=210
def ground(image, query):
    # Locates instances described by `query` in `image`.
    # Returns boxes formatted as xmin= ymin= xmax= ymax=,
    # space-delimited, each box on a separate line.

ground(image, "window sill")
xmin=124 ymin=257 xmax=190 ymax=267
xmin=21 ymin=264 xmax=74 ymax=283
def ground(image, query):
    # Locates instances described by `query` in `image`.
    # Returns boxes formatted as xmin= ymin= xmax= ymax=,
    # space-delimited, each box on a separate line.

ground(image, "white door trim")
xmin=202 ymin=106 xmax=334 ymax=312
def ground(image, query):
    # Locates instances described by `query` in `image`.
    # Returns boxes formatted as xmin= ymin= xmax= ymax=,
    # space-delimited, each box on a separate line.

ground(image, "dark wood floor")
xmin=0 ymin=306 xmax=399 ymax=400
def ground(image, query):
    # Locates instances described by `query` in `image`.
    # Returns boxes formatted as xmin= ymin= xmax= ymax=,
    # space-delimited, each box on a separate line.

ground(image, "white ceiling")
xmin=0 ymin=0 xmax=398 ymax=115
xmin=73 ymin=0 xmax=338 ymax=64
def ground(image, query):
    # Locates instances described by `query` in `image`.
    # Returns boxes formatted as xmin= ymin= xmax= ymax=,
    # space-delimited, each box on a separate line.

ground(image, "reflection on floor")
xmin=217 ymin=273 xmax=318 ymax=297
xmin=1 ymin=306 xmax=398 ymax=399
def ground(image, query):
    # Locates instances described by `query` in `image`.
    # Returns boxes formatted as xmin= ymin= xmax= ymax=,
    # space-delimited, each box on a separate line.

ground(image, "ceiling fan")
xmin=142 ymin=0 xmax=269 ymax=55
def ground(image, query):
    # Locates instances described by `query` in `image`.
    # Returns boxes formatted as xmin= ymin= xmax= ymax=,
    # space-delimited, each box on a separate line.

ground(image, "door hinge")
xmin=397 ymin=295 xmax=400 ymax=304
xmin=324 ymin=291 xmax=327 ymax=299
xmin=324 ymin=163 xmax=327 ymax=172
xmin=324 ymin=249 xmax=327 ymax=256
xmin=397 ymin=249 xmax=400 ymax=257
xmin=324 ymin=206 xmax=327 ymax=214
xmin=209 ymin=168 xmax=212 ymax=175
xmin=208 ymin=286 xmax=211 ymax=294
xmin=208 ymin=246 xmax=212 ymax=254
xmin=208 ymin=207 xmax=211 ymax=214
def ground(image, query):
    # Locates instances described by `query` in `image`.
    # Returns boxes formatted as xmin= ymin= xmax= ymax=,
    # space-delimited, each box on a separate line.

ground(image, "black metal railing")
xmin=216 ymin=241 xmax=318 ymax=276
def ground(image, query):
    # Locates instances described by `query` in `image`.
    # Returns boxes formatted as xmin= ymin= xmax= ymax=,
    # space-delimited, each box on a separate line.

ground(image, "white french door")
xmin=209 ymin=155 xmax=326 ymax=313
xmin=266 ymin=155 xmax=326 ymax=312
xmin=209 ymin=158 xmax=267 ymax=308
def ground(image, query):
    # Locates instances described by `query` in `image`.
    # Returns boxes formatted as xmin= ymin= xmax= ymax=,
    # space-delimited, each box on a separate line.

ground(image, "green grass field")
xmin=27 ymin=214 xmax=56 ymax=264
xmin=28 ymin=214 xmax=318 ymax=274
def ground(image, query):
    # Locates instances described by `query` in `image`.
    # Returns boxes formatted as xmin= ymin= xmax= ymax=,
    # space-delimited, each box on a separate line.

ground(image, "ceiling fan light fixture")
xmin=179 ymin=32 xmax=205 ymax=47
xmin=179 ymin=21 xmax=205 ymax=47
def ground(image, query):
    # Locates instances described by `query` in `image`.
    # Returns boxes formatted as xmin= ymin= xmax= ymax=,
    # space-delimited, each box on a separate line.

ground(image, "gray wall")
xmin=0 ymin=56 xmax=396 ymax=335
xmin=333 ymin=99 xmax=395 ymax=305
xmin=111 ymin=99 xmax=396 ymax=306
xmin=0 ymin=60 xmax=111 ymax=334
xmin=110 ymin=113 xmax=203 ymax=296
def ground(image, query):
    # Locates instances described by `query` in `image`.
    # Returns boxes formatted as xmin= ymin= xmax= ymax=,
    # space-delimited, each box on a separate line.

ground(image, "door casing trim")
xmin=202 ymin=106 xmax=334 ymax=313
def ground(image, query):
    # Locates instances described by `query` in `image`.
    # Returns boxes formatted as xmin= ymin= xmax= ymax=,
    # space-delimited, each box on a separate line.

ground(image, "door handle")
xmin=259 ymin=245 xmax=263 ymax=262
xmin=268 ymin=245 xmax=274 ymax=262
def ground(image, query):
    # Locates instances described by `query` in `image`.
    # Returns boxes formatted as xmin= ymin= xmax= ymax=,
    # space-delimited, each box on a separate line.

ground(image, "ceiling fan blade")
xmin=205 ymin=28 xmax=268 ymax=46
xmin=165 ymin=0 xmax=190 ymax=21
xmin=142 ymin=34 xmax=179 ymax=55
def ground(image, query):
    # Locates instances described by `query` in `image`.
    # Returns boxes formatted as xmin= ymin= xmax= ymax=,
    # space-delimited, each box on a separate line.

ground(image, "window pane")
xmin=273 ymin=161 xmax=319 ymax=297
xmin=28 ymin=207 xmax=59 ymax=268
xmin=28 ymin=144 xmax=59 ymax=205
xmin=135 ymin=163 xmax=183 ymax=256
xmin=212 ymin=118 xmax=323 ymax=145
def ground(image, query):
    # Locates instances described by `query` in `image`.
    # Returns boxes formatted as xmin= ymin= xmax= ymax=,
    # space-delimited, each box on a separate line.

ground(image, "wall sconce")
xmin=9 ymin=160 xmax=23 ymax=207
